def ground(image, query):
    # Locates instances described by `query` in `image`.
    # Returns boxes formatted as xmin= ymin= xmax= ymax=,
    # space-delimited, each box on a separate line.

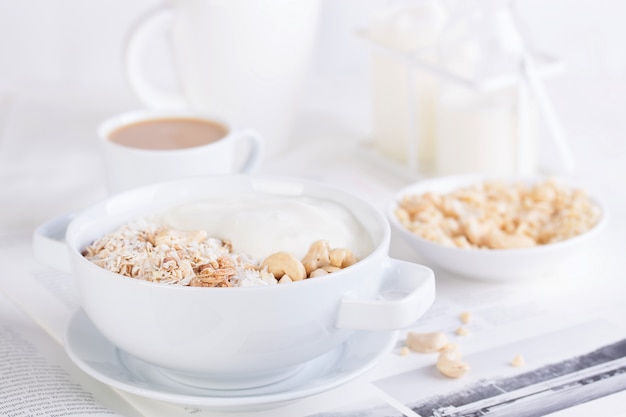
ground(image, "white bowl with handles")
xmin=34 ymin=175 xmax=435 ymax=389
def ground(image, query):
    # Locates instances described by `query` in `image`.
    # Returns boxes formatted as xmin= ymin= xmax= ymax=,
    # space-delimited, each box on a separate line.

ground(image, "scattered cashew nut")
xmin=261 ymin=252 xmax=306 ymax=281
xmin=455 ymin=326 xmax=469 ymax=337
xmin=459 ymin=311 xmax=472 ymax=324
xmin=511 ymin=354 xmax=526 ymax=367
xmin=406 ymin=331 xmax=448 ymax=353
xmin=436 ymin=344 xmax=470 ymax=378
xmin=301 ymin=240 xmax=330 ymax=275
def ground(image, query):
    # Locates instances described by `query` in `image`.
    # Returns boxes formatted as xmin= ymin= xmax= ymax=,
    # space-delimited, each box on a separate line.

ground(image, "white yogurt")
xmin=155 ymin=195 xmax=374 ymax=261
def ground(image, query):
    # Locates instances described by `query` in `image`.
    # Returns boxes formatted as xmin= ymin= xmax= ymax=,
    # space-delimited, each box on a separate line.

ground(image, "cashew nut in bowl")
xmin=309 ymin=268 xmax=329 ymax=278
xmin=301 ymin=240 xmax=330 ymax=275
xmin=261 ymin=252 xmax=306 ymax=281
xmin=321 ymin=265 xmax=341 ymax=273
xmin=406 ymin=331 xmax=448 ymax=353
xmin=278 ymin=275 xmax=293 ymax=284
xmin=329 ymin=248 xmax=357 ymax=268
xmin=391 ymin=176 xmax=607 ymax=281
xmin=436 ymin=344 xmax=470 ymax=378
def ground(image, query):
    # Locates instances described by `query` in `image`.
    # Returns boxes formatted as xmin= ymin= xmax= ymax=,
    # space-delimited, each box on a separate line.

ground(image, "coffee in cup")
xmin=98 ymin=110 xmax=263 ymax=193
xmin=107 ymin=117 xmax=228 ymax=150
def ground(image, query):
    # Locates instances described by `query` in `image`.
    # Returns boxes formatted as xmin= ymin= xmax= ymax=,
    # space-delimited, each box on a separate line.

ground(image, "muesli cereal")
xmin=82 ymin=219 xmax=269 ymax=287
xmin=82 ymin=220 xmax=358 ymax=287
xmin=395 ymin=179 xmax=601 ymax=249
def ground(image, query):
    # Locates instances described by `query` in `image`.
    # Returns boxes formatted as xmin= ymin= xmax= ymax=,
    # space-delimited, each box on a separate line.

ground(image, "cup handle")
xmin=232 ymin=129 xmax=264 ymax=173
xmin=124 ymin=7 xmax=187 ymax=109
xmin=32 ymin=212 xmax=74 ymax=273
xmin=336 ymin=259 xmax=435 ymax=330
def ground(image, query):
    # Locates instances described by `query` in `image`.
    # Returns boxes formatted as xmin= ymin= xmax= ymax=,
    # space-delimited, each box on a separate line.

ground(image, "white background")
xmin=2 ymin=0 xmax=626 ymax=88
xmin=0 ymin=0 xmax=625 ymax=230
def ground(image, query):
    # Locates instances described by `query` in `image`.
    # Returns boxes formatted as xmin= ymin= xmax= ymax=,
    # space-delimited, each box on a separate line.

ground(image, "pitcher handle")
xmin=124 ymin=7 xmax=187 ymax=109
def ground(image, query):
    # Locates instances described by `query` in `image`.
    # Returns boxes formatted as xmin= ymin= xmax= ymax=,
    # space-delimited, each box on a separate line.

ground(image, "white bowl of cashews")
xmin=34 ymin=175 xmax=435 ymax=390
xmin=389 ymin=174 xmax=608 ymax=281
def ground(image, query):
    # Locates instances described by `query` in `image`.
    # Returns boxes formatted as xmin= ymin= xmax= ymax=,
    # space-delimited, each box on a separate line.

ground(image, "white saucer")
xmin=64 ymin=309 xmax=397 ymax=412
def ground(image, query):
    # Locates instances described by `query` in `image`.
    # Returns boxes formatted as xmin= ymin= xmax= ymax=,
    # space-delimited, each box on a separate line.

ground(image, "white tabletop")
xmin=1 ymin=57 xmax=626 ymax=417
xmin=2 ymin=2 xmax=626 ymax=415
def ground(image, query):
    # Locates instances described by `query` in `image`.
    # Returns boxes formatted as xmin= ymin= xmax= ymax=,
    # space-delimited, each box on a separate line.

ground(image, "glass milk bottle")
xmin=436 ymin=86 xmax=538 ymax=176
xmin=435 ymin=1 xmax=539 ymax=176
xmin=368 ymin=0 xmax=447 ymax=172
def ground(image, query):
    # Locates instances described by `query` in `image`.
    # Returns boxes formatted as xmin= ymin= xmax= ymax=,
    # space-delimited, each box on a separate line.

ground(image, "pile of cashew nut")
xmin=260 ymin=240 xmax=357 ymax=283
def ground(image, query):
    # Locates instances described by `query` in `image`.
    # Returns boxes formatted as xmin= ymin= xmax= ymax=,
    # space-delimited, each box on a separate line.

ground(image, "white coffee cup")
xmin=124 ymin=0 xmax=321 ymax=156
xmin=98 ymin=109 xmax=263 ymax=193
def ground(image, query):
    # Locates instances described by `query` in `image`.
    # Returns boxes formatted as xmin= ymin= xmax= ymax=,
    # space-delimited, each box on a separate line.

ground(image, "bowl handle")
xmin=32 ymin=212 xmax=74 ymax=273
xmin=336 ymin=259 xmax=435 ymax=330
